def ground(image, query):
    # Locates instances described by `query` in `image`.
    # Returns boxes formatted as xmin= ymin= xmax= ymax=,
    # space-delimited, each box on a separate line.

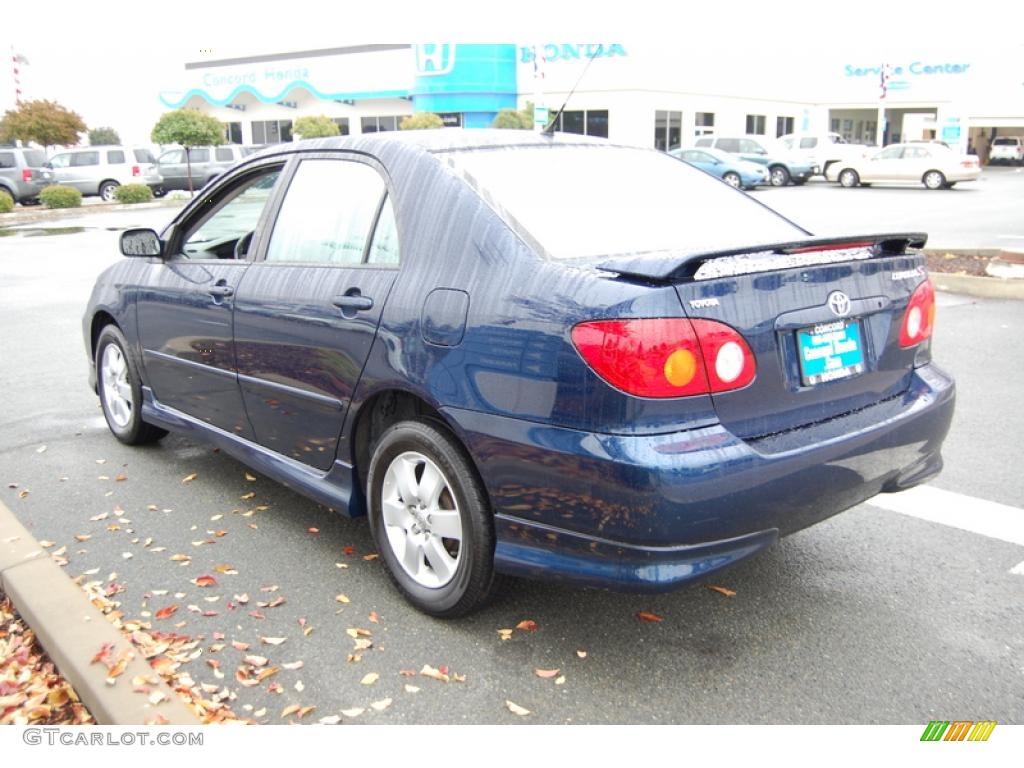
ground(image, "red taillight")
xmin=899 ymin=279 xmax=936 ymax=348
xmin=132 ymin=165 xmax=140 ymax=177
xmin=571 ymin=318 xmax=756 ymax=398
xmin=22 ymin=169 xmax=32 ymax=182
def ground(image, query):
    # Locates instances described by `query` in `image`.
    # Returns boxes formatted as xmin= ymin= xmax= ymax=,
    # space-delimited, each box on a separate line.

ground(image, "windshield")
xmin=441 ymin=144 xmax=803 ymax=261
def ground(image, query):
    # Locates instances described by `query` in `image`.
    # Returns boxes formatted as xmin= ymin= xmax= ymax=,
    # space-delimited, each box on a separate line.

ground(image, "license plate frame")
xmin=797 ymin=319 xmax=865 ymax=386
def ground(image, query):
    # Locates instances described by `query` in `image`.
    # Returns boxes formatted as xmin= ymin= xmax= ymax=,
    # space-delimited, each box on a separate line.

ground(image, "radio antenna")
xmin=542 ymin=48 xmax=600 ymax=137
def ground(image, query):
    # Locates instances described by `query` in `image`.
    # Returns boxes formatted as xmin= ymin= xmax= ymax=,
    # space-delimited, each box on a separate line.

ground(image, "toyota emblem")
xmin=827 ymin=291 xmax=852 ymax=317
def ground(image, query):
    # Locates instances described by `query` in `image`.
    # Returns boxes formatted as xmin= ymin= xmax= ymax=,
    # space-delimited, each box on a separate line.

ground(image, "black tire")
xmin=944 ymin=182 xmax=957 ymax=189
xmin=99 ymin=181 xmax=120 ymax=202
xmin=838 ymin=168 xmax=860 ymax=188
xmin=792 ymin=179 xmax=807 ymax=186
xmin=95 ymin=325 xmax=166 ymax=445
xmin=923 ymin=170 xmax=946 ymax=190
xmin=722 ymin=171 xmax=742 ymax=188
xmin=769 ymin=165 xmax=791 ymax=186
xmin=367 ymin=419 xmax=497 ymax=618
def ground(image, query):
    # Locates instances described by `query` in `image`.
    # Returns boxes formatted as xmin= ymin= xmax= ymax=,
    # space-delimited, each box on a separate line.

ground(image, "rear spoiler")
xmin=596 ymin=232 xmax=928 ymax=282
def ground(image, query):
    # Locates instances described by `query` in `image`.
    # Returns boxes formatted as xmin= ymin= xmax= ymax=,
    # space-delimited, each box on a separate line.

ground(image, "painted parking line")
xmin=866 ymin=486 xmax=1024 ymax=574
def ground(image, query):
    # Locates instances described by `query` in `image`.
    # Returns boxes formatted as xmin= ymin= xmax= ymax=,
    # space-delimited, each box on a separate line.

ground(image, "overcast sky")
xmin=3 ymin=1 xmax=1021 ymax=146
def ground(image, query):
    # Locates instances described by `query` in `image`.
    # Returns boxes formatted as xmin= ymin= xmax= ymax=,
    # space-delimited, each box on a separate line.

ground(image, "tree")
xmin=150 ymin=109 xmax=224 ymax=194
xmin=0 ymin=99 xmax=86 ymax=148
xmin=400 ymin=113 xmax=445 ymax=130
xmin=89 ymin=126 xmax=121 ymax=145
xmin=293 ymin=115 xmax=340 ymax=139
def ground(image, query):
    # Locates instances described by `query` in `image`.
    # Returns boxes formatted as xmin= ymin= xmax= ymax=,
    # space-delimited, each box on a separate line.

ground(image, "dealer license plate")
xmin=797 ymin=319 xmax=865 ymax=386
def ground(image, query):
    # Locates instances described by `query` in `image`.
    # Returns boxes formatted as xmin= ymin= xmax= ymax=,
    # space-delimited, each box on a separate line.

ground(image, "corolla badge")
xmin=827 ymin=290 xmax=852 ymax=317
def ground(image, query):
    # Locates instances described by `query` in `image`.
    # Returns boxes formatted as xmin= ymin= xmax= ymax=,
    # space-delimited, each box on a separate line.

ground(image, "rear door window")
xmin=0 ymin=152 xmax=13 ymax=168
xmin=71 ymin=152 xmax=100 ymax=167
xmin=266 ymin=158 xmax=385 ymax=266
xmin=716 ymin=138 xmax=740 ymax=153
xmin=216 ymin=147 xmax=234 ymax=162
xmin=22 ymin=150 xmax=46 ymax=167
xmin=189 ymin=148 xmax=210 ymax=163
xmin=107 ymin=150 xmax=125 ymax=164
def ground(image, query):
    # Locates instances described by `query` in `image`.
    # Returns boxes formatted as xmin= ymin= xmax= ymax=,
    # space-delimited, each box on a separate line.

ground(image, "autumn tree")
xmin=151 ymin=109 xmax=224 ymax=194
xmin=0 ymin=99 xmax=86 ymax=147
xmin=400 ymin=113 xmax=445 ymax=130
xmin=293 ymin=115 xmax=340 ymax=139
xmin=89 ymin=126 xmax=121 ymax=145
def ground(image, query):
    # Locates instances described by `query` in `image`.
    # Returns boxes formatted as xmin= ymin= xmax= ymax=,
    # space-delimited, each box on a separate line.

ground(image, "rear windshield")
xmin=23 ymin=150 xmax=46 ymax=167
xmin=441 ymin=144 xmax=804 ymax=261
xmin=993 ymin=138 xmax=1020 ymax=146
xmin=134 ymin=149 xmax=156 ymax=163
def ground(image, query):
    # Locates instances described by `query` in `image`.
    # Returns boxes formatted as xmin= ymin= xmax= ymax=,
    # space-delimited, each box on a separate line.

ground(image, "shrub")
xmin=0 ymin=190 xmax=13 ymax=213
xmin=39 ymin=185 xmax=82 ymax=209
xmin=293 ymin=115 xmax=340 ymax=139
xmin=113 ymin=184 xmax=153 ymax=204
xmin=400 ymin=113 xmax=445 ymax=130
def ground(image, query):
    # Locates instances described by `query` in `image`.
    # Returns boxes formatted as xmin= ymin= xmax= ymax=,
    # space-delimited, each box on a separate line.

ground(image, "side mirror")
xmin=120 ymin=228 xmax=163 ymax=258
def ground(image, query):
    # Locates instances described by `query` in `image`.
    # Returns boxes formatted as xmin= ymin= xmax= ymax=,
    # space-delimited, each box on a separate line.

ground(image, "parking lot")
xmin=0 ymin=168 xmax=1022 ymax=726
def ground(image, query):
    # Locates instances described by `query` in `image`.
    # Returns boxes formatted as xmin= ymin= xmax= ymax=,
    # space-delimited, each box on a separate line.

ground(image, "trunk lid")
xmin=599 ymin=234 xmax=931 ymax=439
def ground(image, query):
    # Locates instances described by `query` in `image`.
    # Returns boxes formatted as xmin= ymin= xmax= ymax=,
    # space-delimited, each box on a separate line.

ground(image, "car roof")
xmin=247 ymin=129 xmax=615 ymax=163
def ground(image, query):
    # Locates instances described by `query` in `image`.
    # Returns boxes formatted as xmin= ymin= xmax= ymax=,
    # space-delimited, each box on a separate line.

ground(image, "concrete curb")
xmin=932 ymin=272 xmax=1024 ymax=300
xmin=0 ymin=198 xmax=187 ymax=228
xmin=0 ymin=501 xmax=201 ymax=725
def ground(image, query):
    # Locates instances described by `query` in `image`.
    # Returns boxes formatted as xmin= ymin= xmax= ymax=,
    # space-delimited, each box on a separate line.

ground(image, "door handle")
xmin=208 ymin=283 xmax=234 ymax=298
xmin=332 ymin=294 xmax=374 ymax=312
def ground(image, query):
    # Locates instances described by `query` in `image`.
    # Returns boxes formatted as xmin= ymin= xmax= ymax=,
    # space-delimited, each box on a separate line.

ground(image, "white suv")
xmin=778 ymin=132 xmax=869 ymax=176
xmin=989 ymin=136 xmax=1024 ymax=165
xmin=47 ymin=146 xmax=162 ymax=201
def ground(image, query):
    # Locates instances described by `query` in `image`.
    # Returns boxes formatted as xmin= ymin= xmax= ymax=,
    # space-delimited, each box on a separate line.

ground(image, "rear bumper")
xmin=445 ymin=363 xmax=954 ymax=591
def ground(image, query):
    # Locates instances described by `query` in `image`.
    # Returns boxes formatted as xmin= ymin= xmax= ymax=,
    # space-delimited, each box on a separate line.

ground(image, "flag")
xmin=879 ymin=63 xmax=891 ymax=100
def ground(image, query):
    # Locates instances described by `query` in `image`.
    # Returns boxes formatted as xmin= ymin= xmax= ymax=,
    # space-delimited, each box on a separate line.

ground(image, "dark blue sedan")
xmin=84 ymin=131 xmax=955 ymax=617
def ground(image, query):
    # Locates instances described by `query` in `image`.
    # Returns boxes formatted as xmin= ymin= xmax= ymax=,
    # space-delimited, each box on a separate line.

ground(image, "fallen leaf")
xmin=706 ymin=585 xmax=737 ymax=598
xmin=282 ymin=661 xmax=304 ymax=671
xmin=506 ymin=700 xmax=530 ymax=716
xmin=154 ymin=605 xmax=179 ymax=620
xmin=36 ymin=445 xmax=47 ymax=453
xmin=146 ymin=714 xmax=170 ymax=725
xmin=232 ymin=641 xmax=250 ymax=652
xmin=214 ymin=564 xmax=237 ymax=574
xmin=281 ymin=704 xmax=301 ymax=718
xmin=371 ymin=698 xmax=392 ymax=712
xmin=534 ymin=668 xmax=560 ymax=679
xmin=307 ymin=528 xmax=319 ymax=534
xmin=260 ymin=637 xmax=287 ymax=646
xmin=115 ymin=475 xmax=128 ymax=482
xmin=297 ymin=706 xmax=315 ymax=718
xmin=360 ymin=673 xmax=379 ymax=686
xmin=170 ymin=554 xmax=191 ymax=562
xmin=240 ymin=492 xmax=256 ymax=500
xmin=91 ymin=642 xmax=115 ymax=666
xmin=497 ymin=629 xmax=514 ymax=641
xmin=346 ymin=628 xmax=372 ymax=639
xmin=368 ymin=611 xmax=380 ymax=624
xmin=516 ymin=620 xmax=538 ymax=632
xmin=636 ymin=611 xmax=664 ymax=623
xmin=399 ymin=670 xmax=417 ymax=677
xmin=18 ymin=489 xmax=29 ymax=498
xmin=74 ymin=534 xmax=92 ymax=542
xmin=362 ymin=553 xmax=379 ymax=561
xmin=420 ymin=665 xmax=449 ymax=683
xmin=234 ymin=593 xmax=250 ymax=604
xmin=336 ymin=594 xmax=351 ymax=604
xmin=192 ymin=575 xmax=218 ymax=588
xmin=182 ymin=473 xmax=198 ymax=483
xmin=341 ymin=708 xmax=365 ymax=718
xmin=342 ymin=546 xmax=355 ymax=556
xmin=148 ymin=690 xmax=168 ymax=705
xmin=555 ymin=676 xmax=566 ymax=685
xmin=404 ymin=684 xmax=420 ymax=693
xmin=245 ymin=473 xmax=257 ymax=481
xmin=319 ymin=715 xmax=342 ymax=725
xmin=576 ymin=650 xmax=587 ymax=659
xmin=89 ymin=512 xmax=109 ymax=522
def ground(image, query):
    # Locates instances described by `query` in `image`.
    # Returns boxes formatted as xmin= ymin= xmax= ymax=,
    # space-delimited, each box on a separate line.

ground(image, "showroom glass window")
xmin=745 ymin=114 xmax=766 ymax=135
xmin=266 ymin=159 xmax=389 ymax=266
xmin=776 ymin=116 xmax=794 ymax=137
xmin=654 ymin=110 xmax=682 ymax=151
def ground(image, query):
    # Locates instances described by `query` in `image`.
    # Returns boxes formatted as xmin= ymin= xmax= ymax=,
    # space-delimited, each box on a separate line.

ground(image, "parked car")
xmin=669 ymin=146 xmax=768 ymax=189
xmin=693 ymin=135 xmax=818 ymax=186
xmin=778 ymin=132 xmax=869 ymax=176
xmin=0 ymin=146 xmax=54 ymax=204
xmin=84 ymin=131 xmax=954 ymax=617
xmin=826 ymin=143 xmax=981 ymax=189
xmin=155 ymin=144 xmax=258 ymax=193
xmin=988 ymin=136 xmax=1024 ymax=165
xmin=47 ymin=146 xmax=162 ymax=201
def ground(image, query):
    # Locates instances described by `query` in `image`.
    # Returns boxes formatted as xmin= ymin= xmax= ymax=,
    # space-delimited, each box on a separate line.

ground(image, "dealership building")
xmin=161 ymin=43 xmax=1024 ymax=161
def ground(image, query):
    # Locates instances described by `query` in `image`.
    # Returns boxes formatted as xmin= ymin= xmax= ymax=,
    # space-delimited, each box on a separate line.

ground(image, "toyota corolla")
xmin=84 ymin=131 xmax=955 ymax=617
